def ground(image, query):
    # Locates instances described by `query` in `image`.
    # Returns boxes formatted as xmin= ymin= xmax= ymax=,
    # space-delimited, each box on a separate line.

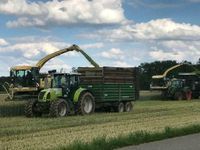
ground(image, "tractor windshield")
xmin=170 ymin=79 xmax=183 ymax=88
xmin=52 ymin=75 xmax=68 ymax=88
xmin=52 ymin=74 xmax=79 ymax=89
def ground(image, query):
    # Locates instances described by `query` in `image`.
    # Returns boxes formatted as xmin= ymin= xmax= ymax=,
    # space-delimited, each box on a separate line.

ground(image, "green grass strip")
xmin=58 ymin=124 xmax=200 ymax=150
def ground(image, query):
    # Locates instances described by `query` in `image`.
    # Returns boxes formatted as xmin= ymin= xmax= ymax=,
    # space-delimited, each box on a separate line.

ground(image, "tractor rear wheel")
xmin=49 ymin=99 xmax=69 ymax=117
xmin=174 ymin=92 xmax=183 ymax=100
xmin=114 ymin=102 xmax=124 ymax=113
xmin=185 ymin=90 xmax=192 ymax=100
xmin=25 ymin=99 xmax=42 ymax=117
xmin=76 ymin=92 xmax=95 ymax=115
xmin=125 ymin=102 xmax=133 ymax=112
xmin=192 ymin=94 xmax=199 ymax=99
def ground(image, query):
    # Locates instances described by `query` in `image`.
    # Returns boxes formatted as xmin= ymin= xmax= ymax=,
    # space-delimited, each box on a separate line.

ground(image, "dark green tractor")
xmin=25 ymin=73 xmax=95 ymax=117
xmin=166 ymin=79 xmax=192 ymax=100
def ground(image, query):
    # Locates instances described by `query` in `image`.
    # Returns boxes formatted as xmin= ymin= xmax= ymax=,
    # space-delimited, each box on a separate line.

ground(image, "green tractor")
xmin=151 ymin=73 xmax=200 ymax=100
xmin=25 ymin=73 xmax=95 ymax=117
xmin=163 ymin=78 xmax=193 ymax=100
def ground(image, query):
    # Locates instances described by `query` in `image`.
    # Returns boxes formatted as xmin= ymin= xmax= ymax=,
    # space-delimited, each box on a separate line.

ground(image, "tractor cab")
xmin=52 ymin=73 xmax=80 ymax=97
xmin=38 ymin=73 xmax=81 ymax=102
xmin=168 ymin=78 xmax=185 ymax=89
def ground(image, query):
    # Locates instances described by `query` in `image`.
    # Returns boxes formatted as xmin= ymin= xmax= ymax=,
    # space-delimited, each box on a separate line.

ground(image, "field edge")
xmin=57 ymin=124 xmax=200 ymax=150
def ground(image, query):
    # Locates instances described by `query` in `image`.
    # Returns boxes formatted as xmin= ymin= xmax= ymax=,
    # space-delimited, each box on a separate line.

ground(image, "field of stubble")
xmin=0 ymin=92 xmax=200 ymax=150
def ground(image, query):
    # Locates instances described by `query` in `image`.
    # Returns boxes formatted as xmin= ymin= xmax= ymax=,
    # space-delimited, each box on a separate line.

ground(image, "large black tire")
xmin=76 ymin=92 xmax=95 ymax=115
xmin=125 ymin=102 xmax=133 ymax=112
xmin=185 ymin=90 xmax=192 ymax=100
xmin=174 ymin=92 xmax=183 ymax=100
xmin=114 ymin=102 xmax=124 ymax=113
xmin=25 ymin=99 xmax=42 ymax=117
xmin=192 ymin=94 xmax=199 ymax=99
xmin=49 ymin=99 xmax=69 ymax=117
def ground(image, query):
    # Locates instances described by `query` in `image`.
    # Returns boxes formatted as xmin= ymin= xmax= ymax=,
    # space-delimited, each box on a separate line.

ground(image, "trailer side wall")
xmin=78 ymin=67 xmax=139 ymax=103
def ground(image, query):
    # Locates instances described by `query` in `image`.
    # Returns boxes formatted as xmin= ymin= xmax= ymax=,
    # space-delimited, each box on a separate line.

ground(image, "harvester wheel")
xmin=125 ymin=102 xmax=133 ymax=112
xmin=25 ymin=99 xmax=41 ymax=117
xmin=76 ymin=92 xmax=95 ymax=115
xmin=114 ymin=102 xmax=124 ymax=113
xmin=174 ymin=92 xmax=183 ymax=100
xmin=49 ymin=99 xmax=69 ymax=117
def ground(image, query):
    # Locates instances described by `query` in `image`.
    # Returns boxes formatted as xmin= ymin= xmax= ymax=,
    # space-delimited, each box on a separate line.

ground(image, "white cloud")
xmin=80 ymin=18 xmax=200 ymax=63
xmin=113 ymin=60 xmax=131 ymax=67
xmin=0 ymin=37 xmax=104 ymax=59
xmin=100 ymin=48 xmax=124 ymax=59
xmin=81 ymin=43 xmax=104 ymax=49
xmin=83 ymin=18 xmax=200 ymax=42
xmin=40 ymin=58 xmax=72 ymax=73
xmin=0 ymin=41 xmax=66 ymax=58
xmin=149 ymin=49 xmax=184 ymax=61
xmin=149 ymin=41 xmax=200 ymax=62
xmin=0 ymin=38 xmax=9 ymax=46
xmin=0 ymin=0 xmax=126 ymax=28
xmin=0 ymin=36 xmax=105 ymax=75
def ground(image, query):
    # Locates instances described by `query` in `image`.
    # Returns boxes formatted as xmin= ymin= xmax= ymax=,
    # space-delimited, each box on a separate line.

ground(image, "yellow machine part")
xmin=39 ymin=76 xmax=52 ymax=89
xmin=11 ymin=65 xmax=34 ymax=71
xmin=11 ymin=44 xmax=99 ymax=71
xmin=152 ymin=64 xmax=183 ymax=79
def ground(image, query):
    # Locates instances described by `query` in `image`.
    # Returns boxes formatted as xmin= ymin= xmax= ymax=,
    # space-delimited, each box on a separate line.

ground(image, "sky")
xmin=0 ymin=0 xmax=200 ymax=76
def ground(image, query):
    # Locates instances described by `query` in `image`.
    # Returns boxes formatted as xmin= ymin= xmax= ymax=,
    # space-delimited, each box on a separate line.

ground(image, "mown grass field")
xmin=0 ymin=92 xmax=200 ymax=150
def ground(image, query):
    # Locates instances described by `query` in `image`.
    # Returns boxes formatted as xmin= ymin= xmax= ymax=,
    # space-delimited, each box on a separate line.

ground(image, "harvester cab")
xmin=10 ymin=66 xmax=39 ymax=87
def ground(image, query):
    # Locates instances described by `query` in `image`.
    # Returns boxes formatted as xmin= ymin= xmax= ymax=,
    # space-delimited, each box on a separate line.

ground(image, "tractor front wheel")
xmin=49 ymin=99 xmax=69 ymax=117
xmin=76 ymin=92 xmax=95 ymax=115
xmin=25 ymin=99 xmax=42 ymax=117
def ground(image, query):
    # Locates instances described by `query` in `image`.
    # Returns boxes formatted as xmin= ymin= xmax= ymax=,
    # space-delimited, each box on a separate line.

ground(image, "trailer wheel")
xmin=174 ymin=92 xmax=183 ymax=100
xmin=125 ymin=102 xmax=133 ymax=112
xmin=77 ymin=92 xmax=95 ymax=115
xmin=114 ymin=102 xmax=124 ymax=113
xmin=25 ymin=99 xmax=42 ymax=117
xmin=49 ymin=99 xmax=69 ymax=117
